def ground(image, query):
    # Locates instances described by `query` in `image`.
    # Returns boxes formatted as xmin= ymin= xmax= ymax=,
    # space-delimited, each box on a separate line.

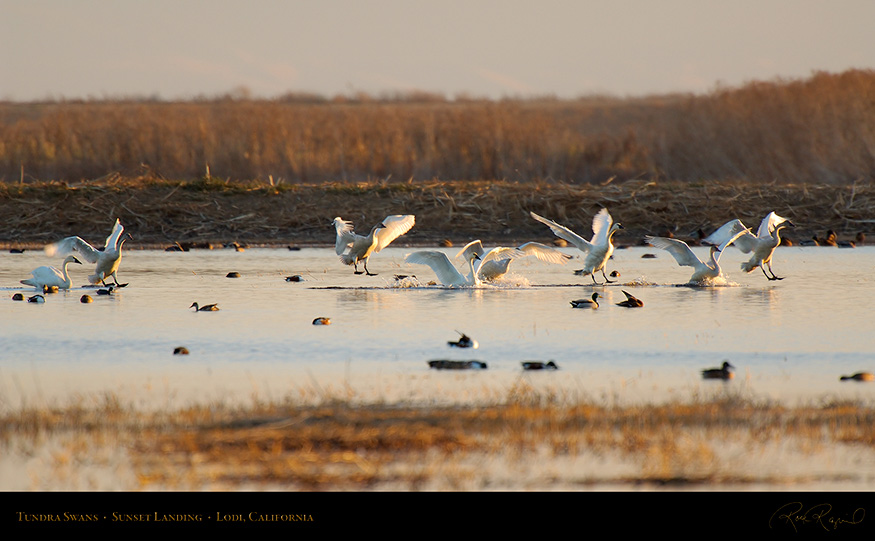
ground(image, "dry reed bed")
xmin=0 ymin=177 xmax=872 ymax=247
xmin=2 ymin=70 xmax=874 ymax=186
xmin=3 ymin=390 xmax=875 ymax=490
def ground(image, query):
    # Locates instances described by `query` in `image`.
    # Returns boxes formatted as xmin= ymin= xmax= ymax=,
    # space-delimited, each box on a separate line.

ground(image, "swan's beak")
xmin=616 ymin=223 xmax=625 ymax=229
xmin=72 ymin=257 xmax=82 ymax=264
xmin=783 ymin=220 xmax=796 ymax=228
xmin=126 ymin=233 xmax=134 ymax=240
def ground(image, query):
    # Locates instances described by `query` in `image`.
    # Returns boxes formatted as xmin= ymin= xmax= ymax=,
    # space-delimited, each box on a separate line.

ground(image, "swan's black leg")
xmin=767 ymin=264 xmax=784 ymax=281
xmin=590 ymin=273 xmax=602 ymax=286
xmin=353 ymin=261 xmax=364 ymax=275
xmin=602 ymin=269 xmax=616 ymax=284
xmin=364 ymin=259 xmax=378 ymax=276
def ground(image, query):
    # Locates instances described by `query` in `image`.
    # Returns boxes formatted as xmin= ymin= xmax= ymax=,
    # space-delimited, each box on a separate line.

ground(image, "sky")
xmin=2 ymin=0 xmax=874 ymax=101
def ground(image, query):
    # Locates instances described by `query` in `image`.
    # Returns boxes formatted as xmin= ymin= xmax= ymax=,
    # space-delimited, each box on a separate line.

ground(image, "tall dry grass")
xmin=1 ymin=69 xmax=874 ymax=185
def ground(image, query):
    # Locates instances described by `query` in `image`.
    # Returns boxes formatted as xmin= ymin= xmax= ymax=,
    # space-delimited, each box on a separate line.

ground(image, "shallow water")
xmin=1 ymin=244 xmax=874 ymax=409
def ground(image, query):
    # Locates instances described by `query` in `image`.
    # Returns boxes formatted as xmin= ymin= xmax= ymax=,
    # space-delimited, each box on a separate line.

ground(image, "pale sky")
xmin=2 ymin=0 xmax=874 ymax=101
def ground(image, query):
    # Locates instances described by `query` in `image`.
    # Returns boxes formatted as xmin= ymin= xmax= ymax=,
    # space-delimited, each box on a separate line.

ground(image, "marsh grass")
xmin=3 ymin=385 xmax=874 ymax=490
xmin=2 ymin=70 xmax=873 ymax=186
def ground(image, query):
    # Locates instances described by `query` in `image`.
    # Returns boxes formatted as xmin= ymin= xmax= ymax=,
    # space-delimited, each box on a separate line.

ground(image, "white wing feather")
xmin=373 ymin=215 xmax=415 ymax=252
xmin=405 ymin=251 xmax=467 ymax=286
xmin=529 ymin=212 xmax=593 ymax=253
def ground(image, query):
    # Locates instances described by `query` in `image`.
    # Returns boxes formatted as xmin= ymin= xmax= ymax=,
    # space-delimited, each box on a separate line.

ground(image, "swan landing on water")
xmin=703 ymin=212 xmax=795 ymax=281
xmin=45 ymin=218 xmax=133 ymax=287
xmin=455 ymin=240 xmax=571 ymax=282
xmin=404 ymin=250 xmax=485 ymax=287
xmin=530 ymin=208 xmax=623 ymax=285
xmin=645 ymin=225 xmax=751 ymax=285
xmin=333 ymin=215 xmax=415 ymax=276
xmin=21 ymin=256 xmax=82 ymax=290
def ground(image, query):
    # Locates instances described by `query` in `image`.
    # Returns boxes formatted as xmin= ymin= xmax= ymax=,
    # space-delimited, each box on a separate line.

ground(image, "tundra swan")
xmin=456 ymin=240 xmax=571 ymax=281
xmin=333 ymin=215 xmax=415 ymax=275
xmin=448 ymin=331 xmax=478 ymax=349
xmin=522 ymin=361 xmax=559 ymax=370
xmin=702 ymin=361 xmax=734 ymax=380
xmin=190 ymin=302 xmax=219 ymax=312
xmin=570 ymin=292 xmax=600 ymax=308
xmin=404 ymin=250 xmax=482 ymax=287
xmin=645 ymin=226 xmax=750 ymax=284
xmin=530 ymin=208 xmax=624 ymax=285
xmin=427 ymin=360 xmax=488 ymax=370
xmin=616 ymin=290 xmax=644 ymax=308
xmin=45 ymin=219 xmax=133 ymax=287
xmin=703 ymin=212 xmax=795 ymax=281
xmin=21 ymin=255 xmax=82 ymax=290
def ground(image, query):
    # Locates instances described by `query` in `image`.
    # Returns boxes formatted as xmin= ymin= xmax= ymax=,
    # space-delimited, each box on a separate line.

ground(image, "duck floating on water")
xmin=27 ymin=294 xmax=46 ymax=304
xmin=312 ymin=317 xmax=331 ymax=325
xmin=80 ymin=295 xmax=93 ymax=303
xmin=428 ymin=360 xmax=488 ymax=370
xmin=190 ymin=302 xmax=220 ymax=312
xmin=448 ymin=331 xmax=478 ymax=349
xmin=570 ymin=292 xmax=600 ymax=309
xmin=840 ymin=372 xmax=874 ymax=382
xmin=12 ymin=293 xmax=24 ymax=301
xmin=521 ymin=361 xmax=559 ymax=371
xmin=615 ymin=290 xmax=643 ymax=308
xmin=173 ymin=347 xmax=190 ymax=355
xmin=702 ymin=361 xmax=734 ymax=380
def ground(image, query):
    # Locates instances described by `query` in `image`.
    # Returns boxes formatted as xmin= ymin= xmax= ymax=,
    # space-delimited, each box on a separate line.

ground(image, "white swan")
xmin=645 ymin=226 xmax=750 ymax=284
xmin=455 ymin=240 xmax=571 ymax=281
xmin=530 ymin=208 xmax=624 ymax=285
xmin=333 ymin=215 xmax=415 ymax=275
xmin=405 ymin=250 xmax=483 ymax=287
xmin=45 ymin=219 xmax=133 ymax=287
xmin=21 ymin=255 xmax=82 ymax=289
xmin=703 ymin=212 xmax=795 ymax=281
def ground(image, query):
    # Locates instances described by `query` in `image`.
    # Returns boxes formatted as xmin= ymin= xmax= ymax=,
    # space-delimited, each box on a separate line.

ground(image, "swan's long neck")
xmin=61 ymin=259 xmax=74 ymax=286
xmin=468 ymin=257 xmax=481 ymax=286
xmin=708 ymin=247 xmax=721 ymax=273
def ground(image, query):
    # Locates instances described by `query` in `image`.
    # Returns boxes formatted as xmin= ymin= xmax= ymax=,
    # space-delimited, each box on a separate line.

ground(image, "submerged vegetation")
xmin=1 ymin=69 xmax=874 ymax=186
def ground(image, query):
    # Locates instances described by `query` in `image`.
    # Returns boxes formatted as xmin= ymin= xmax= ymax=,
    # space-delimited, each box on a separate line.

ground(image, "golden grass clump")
xmin=6 ymin=389 xmax=872 ymax=490
xmin=2 ymin=69 xmax=874 ymax=186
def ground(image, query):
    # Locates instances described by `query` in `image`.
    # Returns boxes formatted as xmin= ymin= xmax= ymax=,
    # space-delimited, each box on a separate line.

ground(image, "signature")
xmin=770 ymin=502 xmax=865 ymax=532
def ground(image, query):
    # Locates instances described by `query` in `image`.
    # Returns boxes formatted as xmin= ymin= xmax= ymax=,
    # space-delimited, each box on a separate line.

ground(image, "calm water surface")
xmin=2 ymin=245 xmax=874 ymax=408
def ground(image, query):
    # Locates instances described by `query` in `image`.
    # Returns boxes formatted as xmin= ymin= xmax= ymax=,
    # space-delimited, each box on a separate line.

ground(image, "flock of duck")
xmin=9 ymin=208 xmax=873 ymax=382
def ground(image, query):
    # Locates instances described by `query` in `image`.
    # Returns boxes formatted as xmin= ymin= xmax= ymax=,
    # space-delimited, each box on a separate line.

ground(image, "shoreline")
xmin=1 ymin=178 xmax=871 ymax=248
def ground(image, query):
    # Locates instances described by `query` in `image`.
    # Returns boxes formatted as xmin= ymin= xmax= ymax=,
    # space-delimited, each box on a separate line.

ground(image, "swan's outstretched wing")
xmin=758 ymin=211 xmax=790 ymax=239
xmin=373 ymin=215 xmax=415 ymax=252
xmin=44 ymin=236 xmax=100 ymax=263
xmin=405 ymin=251 xmax=466 ymax=286
xmin=703 ymin=219 xmax=758 ymax=253
xmin=455 ymin=240 xmax=486 ymax=261
xmin=589 ymin=208 xmax=613 ymax=246
xmin=644 ymin=236 xmax=701 ymax=268
xmin=530 ymin=212 xmax=593 ymax=253
xmin=713 ymin=227 xmax=754 ymax=264
xmin=104 ymin=219 xmax=124 ymax=250
xmin=332 ymin=217 xmax=356 ymax=255
xmin=515 ymin=242 xmax=573 ymax=265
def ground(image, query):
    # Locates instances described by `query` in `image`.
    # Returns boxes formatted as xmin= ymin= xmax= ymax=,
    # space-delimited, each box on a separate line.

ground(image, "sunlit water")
xmin=2 ymin=244 xmax=874 ymax=409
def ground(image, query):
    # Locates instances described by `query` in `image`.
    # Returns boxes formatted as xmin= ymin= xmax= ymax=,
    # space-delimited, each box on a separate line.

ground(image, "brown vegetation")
xmin=2 ymin=70 xmax=874 ymax=186
xmin=3 ymin=388 xmax=874 ymax=490
xmin=0 ymin=177 xmax=871 ymax=247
